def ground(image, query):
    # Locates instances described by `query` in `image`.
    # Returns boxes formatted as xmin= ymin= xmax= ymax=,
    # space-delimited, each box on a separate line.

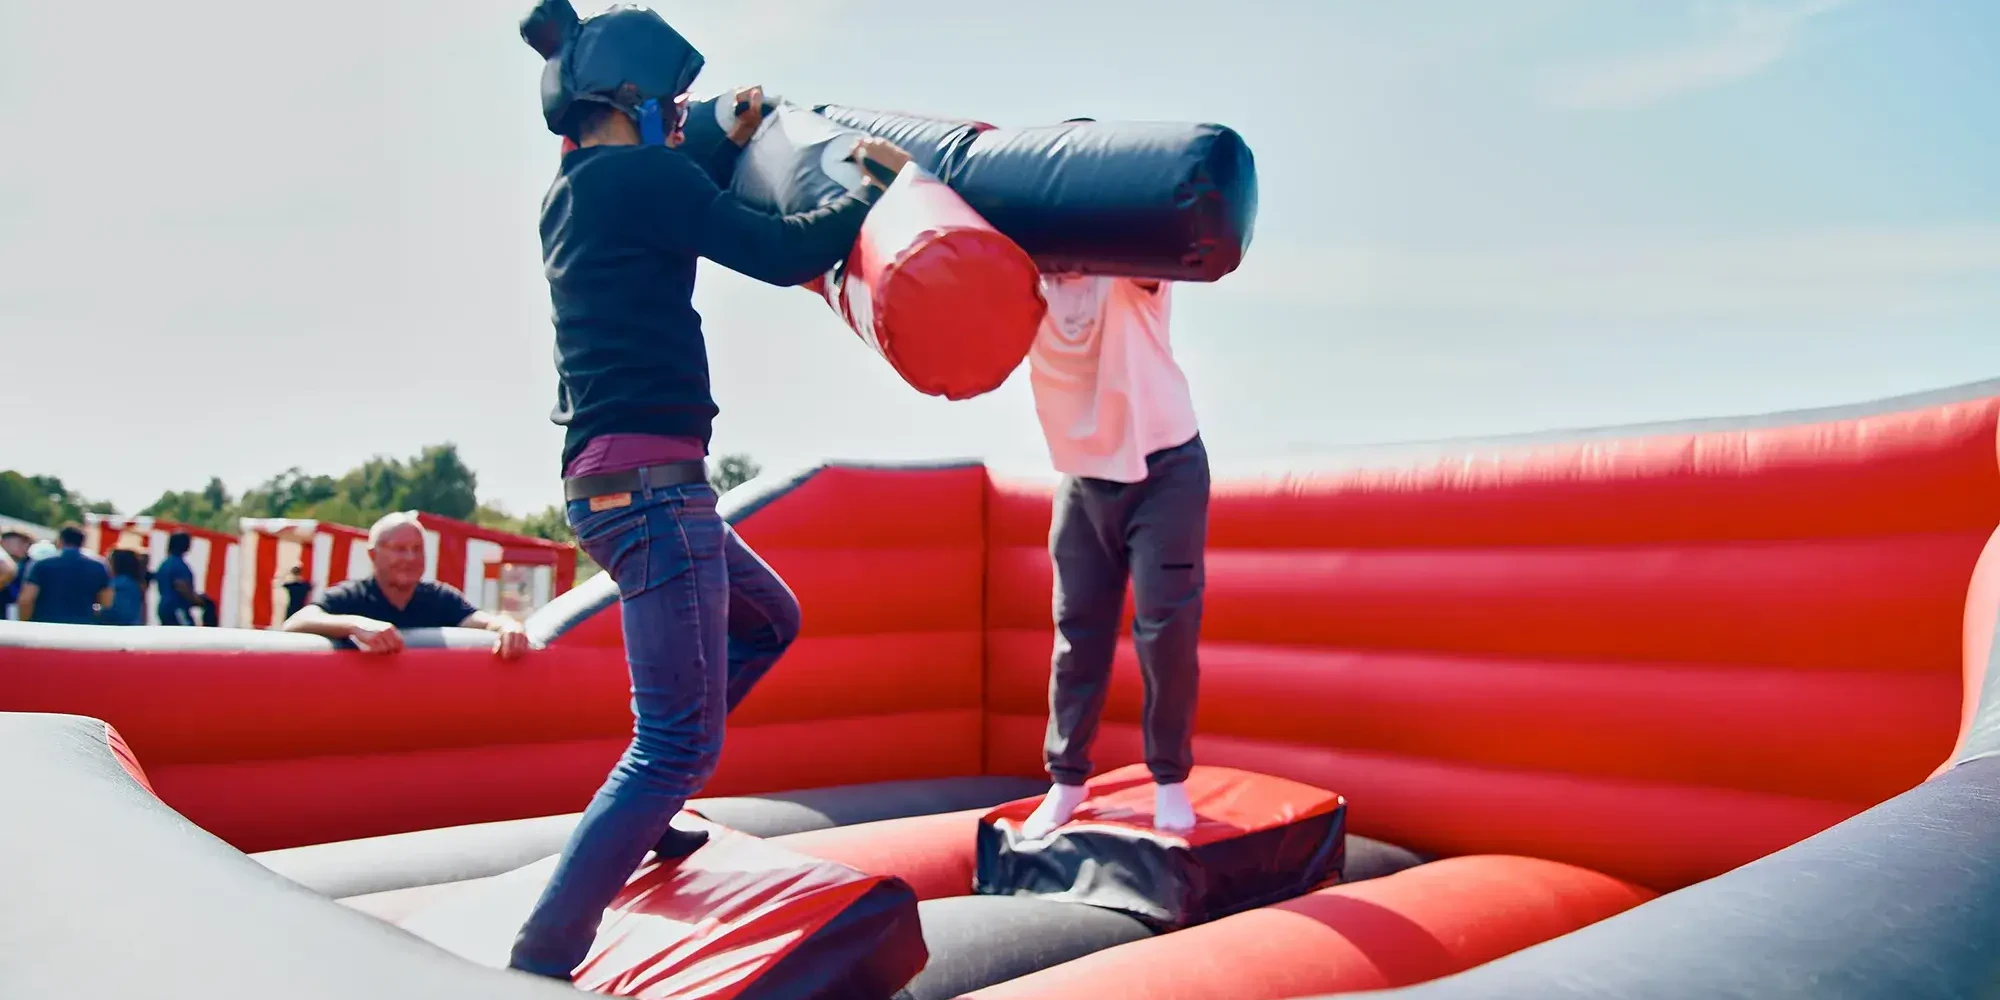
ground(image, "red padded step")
xmin=975 ymin=765 xmax=1346 ymax=929
xmin=397 ymin=817 xmax=926 ymax=1000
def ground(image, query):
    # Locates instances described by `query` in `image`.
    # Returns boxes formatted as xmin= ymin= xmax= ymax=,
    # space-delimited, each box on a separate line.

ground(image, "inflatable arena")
xmin=3 ymin=3 xmax=1994 ymax=997
xmin=5 ymin=377 xmax=2000 ymax=999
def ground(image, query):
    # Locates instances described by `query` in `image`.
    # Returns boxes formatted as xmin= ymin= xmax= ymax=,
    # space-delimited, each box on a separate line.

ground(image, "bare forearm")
xmin=280 ymin=608 xmax=372 ymax=638
xmin=460 ymin=610 xmax=521 ymax=633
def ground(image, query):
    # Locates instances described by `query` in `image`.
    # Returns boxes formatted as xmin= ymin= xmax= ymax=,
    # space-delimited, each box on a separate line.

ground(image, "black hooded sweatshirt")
xmin=540 ymin=133 xmax=878 ymax=472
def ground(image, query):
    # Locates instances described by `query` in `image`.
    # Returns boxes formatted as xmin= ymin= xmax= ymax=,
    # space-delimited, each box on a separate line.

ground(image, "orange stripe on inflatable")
xmin=102 ymin=721 xmax=157 ymax=798
xmin=984 ymin=633 xmax=1958 ymax=805
xmin=985 ymin=716 xmax=1859 ymax=891
xmin=987 ymin=532 xmax=1984 ymax=672
xmin=962 ymin=856 xmax=1653 ymax=1000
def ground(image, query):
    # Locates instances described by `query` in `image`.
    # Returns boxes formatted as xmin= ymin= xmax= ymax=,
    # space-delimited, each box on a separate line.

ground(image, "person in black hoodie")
xmin=506 ymin=0 xmax=913 ymax=981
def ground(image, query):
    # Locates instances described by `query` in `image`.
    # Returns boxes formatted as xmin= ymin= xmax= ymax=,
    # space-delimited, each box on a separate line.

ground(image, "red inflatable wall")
xmin=0 ymin=465 xmax=989 ymax=853
xmin=554 ymin=465 xmax=992 ymax=795
xmin=1 ymin=391 xmax=1995 ymax=888
xmin=984 ymin=395 xmax=2000 ymax=890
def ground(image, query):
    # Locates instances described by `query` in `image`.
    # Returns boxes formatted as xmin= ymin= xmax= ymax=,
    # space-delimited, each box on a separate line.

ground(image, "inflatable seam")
xmin=1313 ymin=376 xmax=2000 ymax=461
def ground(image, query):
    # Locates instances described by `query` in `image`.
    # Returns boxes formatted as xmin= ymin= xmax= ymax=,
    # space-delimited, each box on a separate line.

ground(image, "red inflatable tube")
xmin=964 ymin=855 xmax=1654 ymax=1000
xmin=814 ymin=164 xmax=1046 ymax=400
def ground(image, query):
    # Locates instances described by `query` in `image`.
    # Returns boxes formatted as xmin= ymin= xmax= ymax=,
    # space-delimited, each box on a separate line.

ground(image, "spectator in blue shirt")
xmin=103 ymin=548 xmax=147 ymax=626
xmin=154 ymin=532 xmax=213 ymax=626
xmin=17 ymin=524 xmax=112 ymax=625
xmin=0 ymin=530 xmax=30 ymax=619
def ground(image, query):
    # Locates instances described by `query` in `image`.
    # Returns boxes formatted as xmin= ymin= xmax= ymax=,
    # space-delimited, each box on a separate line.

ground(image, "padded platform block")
xmin=399 ymin=817 xmax=926 ymax=1000
xmin=897 ymin=896 xmax=1154 ymax=1000
xmin=975 ymin=765 xmax=1345 ymax=930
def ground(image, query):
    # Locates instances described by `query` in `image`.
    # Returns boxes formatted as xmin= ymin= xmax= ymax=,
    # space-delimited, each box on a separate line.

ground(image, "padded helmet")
xmin=520 ymin=1 xmax=706 ymax=143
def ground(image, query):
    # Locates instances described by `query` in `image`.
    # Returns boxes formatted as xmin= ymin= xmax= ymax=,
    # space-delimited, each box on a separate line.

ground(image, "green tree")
xmin=0 ymin=473 xmax=116 ymax=527
xmin=708 ymin=454 xmax=762 ymax=494
xmin=519 ymin=505 xmax=572 ymax=544
xmin=401 ymin=444 xmax=479 ymax=520
xmin=235 ymin=468 xmax=340 ymax=520
xmin=470 ymin=503 xmax=526 ymax=535
xmin=0 ymin=471 xmax=58 ymax=525
xmin=141 ymin=477 xmax=236 ymax=532
xmin=299 ymin=495 xmax=372 ymax=529
xmin=336 ymin=456 xmax=409 ymax=519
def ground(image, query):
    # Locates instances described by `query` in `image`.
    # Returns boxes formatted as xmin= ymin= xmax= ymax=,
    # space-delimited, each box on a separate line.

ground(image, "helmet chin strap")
xmin=637 ymin=99 xmax=667 ymax=146
xmin=635 ymin=96 xmax=690 ymax=147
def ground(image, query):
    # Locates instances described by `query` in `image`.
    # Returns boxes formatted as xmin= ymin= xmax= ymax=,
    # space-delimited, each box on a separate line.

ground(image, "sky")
xmin=2 ymin=0 xmax=1996 ymax=516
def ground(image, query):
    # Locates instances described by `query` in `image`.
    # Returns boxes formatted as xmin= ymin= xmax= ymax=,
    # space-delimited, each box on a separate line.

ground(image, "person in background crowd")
xmin=280 ymin=511 xmax=529 ymax=658
xmin=0 ymin=530 xmax=31 ymax=620
xmin=17 ymin=524 xmax=112 ymax=625
xmin=282 ymin=564 xmax=313 ymax=621
xmin=103 ymin=548 xmax=148 ymax=626
xmin=154 ymin=532 xmax=212 ymax=627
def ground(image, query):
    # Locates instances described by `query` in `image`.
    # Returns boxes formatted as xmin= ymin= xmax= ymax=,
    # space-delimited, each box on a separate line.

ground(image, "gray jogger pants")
xmin=1044 ymin=433 xmax=1210 ymax=787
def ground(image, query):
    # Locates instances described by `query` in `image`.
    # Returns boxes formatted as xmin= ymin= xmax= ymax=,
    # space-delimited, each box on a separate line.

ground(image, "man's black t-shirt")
xmin=313 ymin=577 xmax=479 ymax=631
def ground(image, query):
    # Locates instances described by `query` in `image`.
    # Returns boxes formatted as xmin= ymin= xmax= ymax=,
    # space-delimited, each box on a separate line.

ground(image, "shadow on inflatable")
xmin=4 ymin=377 xmax=2000 ymax=1000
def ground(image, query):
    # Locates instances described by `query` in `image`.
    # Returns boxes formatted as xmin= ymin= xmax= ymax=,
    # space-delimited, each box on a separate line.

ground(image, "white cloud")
xmin=1541 ymin=0 xmax=1854 ymax=111
xmin=1215 ymin=225 xmax=2000 ymax=324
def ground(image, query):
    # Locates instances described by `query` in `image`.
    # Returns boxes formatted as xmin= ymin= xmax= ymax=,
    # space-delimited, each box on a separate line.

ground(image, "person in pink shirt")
xmin=1018 ymin=272 xmax=1210 ymax=839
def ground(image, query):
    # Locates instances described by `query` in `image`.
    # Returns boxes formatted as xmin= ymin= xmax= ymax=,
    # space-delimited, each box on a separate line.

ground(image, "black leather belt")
xmin=563 ymin=460 xmax=709 ymax=501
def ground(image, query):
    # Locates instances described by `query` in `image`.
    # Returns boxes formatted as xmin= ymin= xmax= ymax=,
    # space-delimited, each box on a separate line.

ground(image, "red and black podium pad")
xmin=398 ymin=816 xmax=927 ymax=1000
xmin=973 ymin=765 xmax=1346 ymax=931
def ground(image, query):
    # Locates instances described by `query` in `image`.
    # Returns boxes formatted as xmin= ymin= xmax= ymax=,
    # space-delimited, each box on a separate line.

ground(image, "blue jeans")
xmin=508 ymin=480 xmax=801 ymax=978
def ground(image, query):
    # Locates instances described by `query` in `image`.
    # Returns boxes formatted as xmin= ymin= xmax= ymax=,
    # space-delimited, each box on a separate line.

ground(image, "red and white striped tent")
xmin=238 ymin=513 xmax=577 ymax=630
xmin=235 ymin=518 xmax=371 ymax=630
xmin=82 ymin=514 xmax=243 ymax=628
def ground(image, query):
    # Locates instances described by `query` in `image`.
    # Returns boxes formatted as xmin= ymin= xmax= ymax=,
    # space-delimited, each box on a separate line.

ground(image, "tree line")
xmin=0 ymin=446 xmax=764 ymax=578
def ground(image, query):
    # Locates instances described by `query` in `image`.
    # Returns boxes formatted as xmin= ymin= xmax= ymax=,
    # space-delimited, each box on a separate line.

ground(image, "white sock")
xmin=1020 ymin=782 xmax=1089 ymax=840
xmin=1153 ymin=782 xmax=1195 ymax=834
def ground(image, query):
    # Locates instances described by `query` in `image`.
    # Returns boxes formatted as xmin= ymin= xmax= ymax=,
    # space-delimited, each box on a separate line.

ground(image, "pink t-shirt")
xmin=1027 ymin=275 xmax=1199 ymax=484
